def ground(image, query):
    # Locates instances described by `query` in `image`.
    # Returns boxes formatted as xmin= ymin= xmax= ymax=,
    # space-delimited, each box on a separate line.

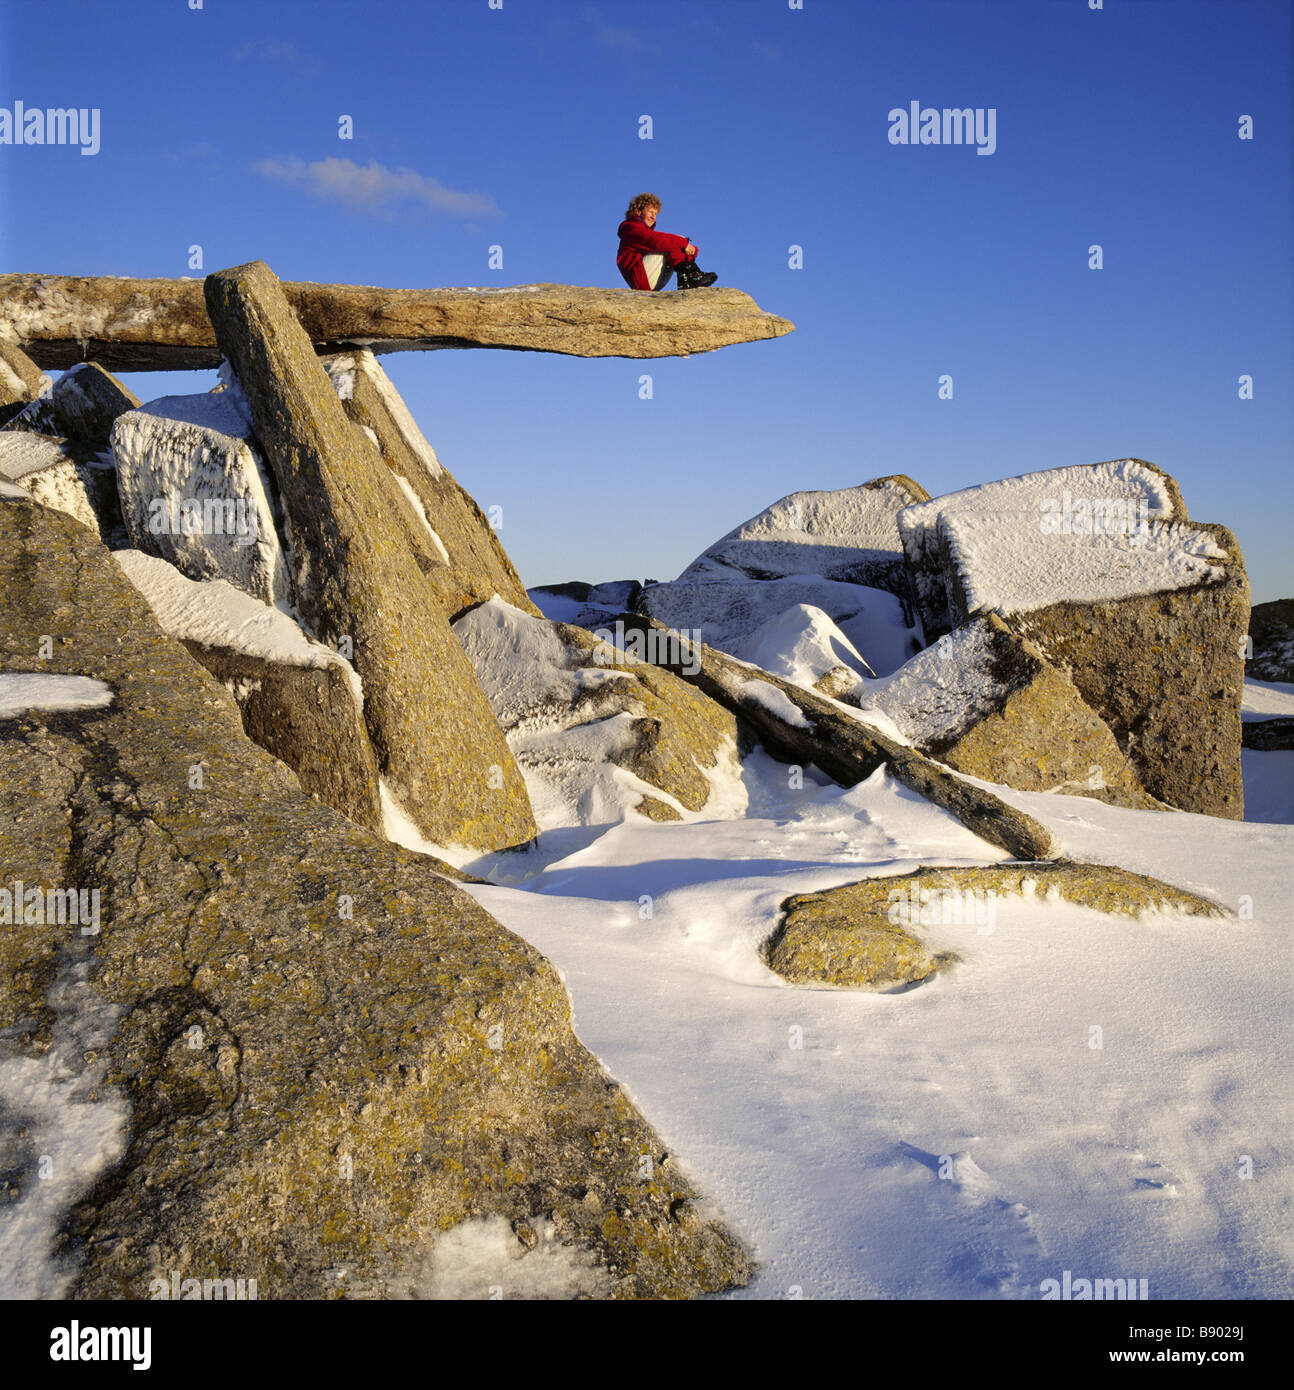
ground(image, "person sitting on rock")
xmin=616 ymin=193 xmax=719 ymax=291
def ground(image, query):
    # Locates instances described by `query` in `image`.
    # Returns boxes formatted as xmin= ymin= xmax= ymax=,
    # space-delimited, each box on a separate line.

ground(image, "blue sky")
xmin=3 ymin=0 xmax=1290 ymax=601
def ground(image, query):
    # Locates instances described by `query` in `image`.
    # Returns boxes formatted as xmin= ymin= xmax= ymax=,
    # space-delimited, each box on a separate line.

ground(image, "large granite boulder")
xmin=2 ymin=361 xmax=139 ymax=452
xmin=767 ymin=862 xmax=1227 ymax=989
xmin=321 ymin=350 xmax=538 ymax=619
xmin=1 ymin=273 xmax=795 ymax=373
xmin=0 ymin=432 xmax=122 ymax=543
xmin=0 ymin=495 xmax=750 ymax=1300
xmin=114 ymin=550 xmax=382 ymax=832
xmin=857 ymin=615 xmax=1159 ymax=809
xmin=1247 ymin=599 xmax=1294 ymax=684
xmin=897 ymin=460 xmax=1247 ymax=818
xmin=111 ymin=382 xmax=290 ymax=606
xmin=204 ymin=260 xmax=535 ymax=852
xmin=618 ymin=614 xmax=1056 ymax=861
xmin=0 ymin=339 xmax=50 ymax=426
xmin=454 ymin=598 xmax=739 ymax=826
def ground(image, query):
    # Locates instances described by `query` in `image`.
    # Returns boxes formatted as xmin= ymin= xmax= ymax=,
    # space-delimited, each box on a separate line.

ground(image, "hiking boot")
xmin=675 ymin=259 xmax=718 ymax=289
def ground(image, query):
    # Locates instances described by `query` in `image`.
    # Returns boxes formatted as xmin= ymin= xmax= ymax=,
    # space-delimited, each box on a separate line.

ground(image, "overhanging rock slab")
xmin=1 ymin=273 xmax=796 ymax=372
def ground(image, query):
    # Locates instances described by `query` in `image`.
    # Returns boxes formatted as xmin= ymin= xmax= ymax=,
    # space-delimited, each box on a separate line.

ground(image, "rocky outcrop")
xmin=896 ymin=461 xmax=1247 ymax=818
xmin=0 ymin=431 xmax=121 ymax=543
xmin=204 ymin=260 xmax=535 ymax=851
xmin=454 ymin=599 xmax=739 ymax=826
xmin=2 ymin=361 xmax=139 ymax=451
xmin=858 ymin=615 xmax=1159 ymax=809
xmin=321 ymin=350 xmax=538 ymax=619
xmin=1247 ymin=599 xmax=1294 ymax=683
xmin=111 ymin=385 xmax=289 ymax=606
xmin=0 ymin=495 xmax=751 ymax=1300
xmin=767 ymin=862 xmax=1228 ymax=989
xmin=618 ymin=614 xmax=1056 ymax=861
xmin=114 ymin=549 xmax=381 ymax=833
xmin=0 ymin=339 xmax=49 ymax=425
xmin=1 ymin=273 xmax=795 ymax=372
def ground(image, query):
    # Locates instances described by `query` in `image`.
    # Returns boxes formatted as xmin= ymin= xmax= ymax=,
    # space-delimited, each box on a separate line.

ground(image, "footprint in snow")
xmin=897 ymin=1142 xmax=1043 ymax=1297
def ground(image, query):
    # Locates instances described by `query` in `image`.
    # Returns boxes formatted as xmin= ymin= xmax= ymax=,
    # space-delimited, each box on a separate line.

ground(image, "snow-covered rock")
xmin=857 ymin=615 xmax=1157 ymax=808
xmin=641 ymin=574 xmax=917 ymax=678
xmin=898 ymin=460 xmax=1248 ymax=819
xmin=640 ymin=477 xmax=927 ymax=677
xmin=112 ymin=381 xmax=290 ymax=606
xmin=680 ymin=475 xmax=928 ymax=594
xmin=896 ymin=458 xmax=1190 ymax=638
xmin=2 ymin=361 xmax=139 ymax=452
xmin=454 ymin=598 xmax=740 ymax=829
xmin=740 ymin=602 xmax=874 ymax=702
xmin=0 ymin=432 xmax=120 ymax=541
xmin=113 ymin=550 xmax=380 ymax=828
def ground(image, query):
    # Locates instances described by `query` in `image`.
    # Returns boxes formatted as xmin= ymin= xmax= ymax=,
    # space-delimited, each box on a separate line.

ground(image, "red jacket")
xmin=616 ymin=216 xmax=693 ymax=291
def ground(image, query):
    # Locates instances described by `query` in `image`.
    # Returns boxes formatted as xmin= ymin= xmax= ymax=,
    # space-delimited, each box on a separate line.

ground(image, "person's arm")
xmin=620 ymin=221 xmax=693 ymax=263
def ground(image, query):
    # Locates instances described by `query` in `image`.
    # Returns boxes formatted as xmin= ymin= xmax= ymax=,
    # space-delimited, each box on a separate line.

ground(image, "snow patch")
xmin=0 ymin=674 xmax=113 ymax=718
xmin=411 ymin=1215 xmax=610 ymax=1300
xmin=739 ymin=679 xmax=812 ymax=729
xmin=0 ymin=962 xmax=129 ymax=1299
xmin=393 ymin=474 xmax=449 ymax=562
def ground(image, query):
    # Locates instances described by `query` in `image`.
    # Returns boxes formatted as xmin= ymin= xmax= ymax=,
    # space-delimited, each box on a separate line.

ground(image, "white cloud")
xmin=253 ymin=156 xmax=499 ymax=219
xmin=232 ymin=39 xmax=323 ymax=74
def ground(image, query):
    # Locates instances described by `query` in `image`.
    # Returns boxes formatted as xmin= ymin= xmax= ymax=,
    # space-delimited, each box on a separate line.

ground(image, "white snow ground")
xmin=394 ymin=742 xmax=1294 ymax=1301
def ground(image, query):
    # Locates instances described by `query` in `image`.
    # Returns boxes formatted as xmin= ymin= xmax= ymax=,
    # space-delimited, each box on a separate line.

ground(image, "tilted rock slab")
xmin=0 ymin=338 xmax=50 ymax=425
xmin=112 ymin=386 xmax=290 ymax=606
xmin=204 ymin=260 xmax=535 ymax=851
xmin=858 ymin=614 xmax=1160 ymax=810
xmin=617 ymin=614 xmax=1056 ymax=861
xmin=322 ymin=350 xmax=539 ymax=619
xmin=767 ymin=862 xmax=1228 ymax=989
xmin=0 ymin=495 xmax=751 ymax=1299
xmin=2 ymin=361 xmax=139 ymax=452
xmin=455 ymin=598 xmax=739 ymax=825
xmin=1 ymin=273 xmax=796 ymax=373
xmin=897 ymin=461 xmax=1247 ymax=818
xmin=114 ymin=549 xmax=382 ymax=832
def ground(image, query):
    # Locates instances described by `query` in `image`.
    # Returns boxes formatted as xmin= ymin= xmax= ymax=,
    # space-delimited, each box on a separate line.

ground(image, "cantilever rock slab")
xmin=0 ymin=273 xmax=796 ymax=372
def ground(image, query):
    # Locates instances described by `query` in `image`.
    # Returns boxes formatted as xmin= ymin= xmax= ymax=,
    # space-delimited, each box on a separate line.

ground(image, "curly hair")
xmin=625 ymin=192 xmax=662 ymax=220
